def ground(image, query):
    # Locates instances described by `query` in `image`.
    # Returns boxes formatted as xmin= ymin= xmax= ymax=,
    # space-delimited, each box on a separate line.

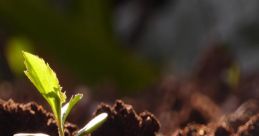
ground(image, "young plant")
xmin=15 ymin=51 xmax=107 ymax=136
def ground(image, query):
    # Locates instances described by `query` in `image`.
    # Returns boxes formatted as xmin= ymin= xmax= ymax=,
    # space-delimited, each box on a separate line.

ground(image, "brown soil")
xmin=0 ymin=99 xmax=77 ymax=136
xmin=90 ymin=100 xmax=160 ymax=136
xmin=0 ymin=99 xmax=160 ymax=136
xmin=172 ymin=113 xmax=259 ymax=136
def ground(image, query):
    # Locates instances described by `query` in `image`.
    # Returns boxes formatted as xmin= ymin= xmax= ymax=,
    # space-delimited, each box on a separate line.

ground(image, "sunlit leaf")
xmin=61 ymin=94 xmax=83 ymax=124
xmin=75 ymin=113 xmax=108 ymax=136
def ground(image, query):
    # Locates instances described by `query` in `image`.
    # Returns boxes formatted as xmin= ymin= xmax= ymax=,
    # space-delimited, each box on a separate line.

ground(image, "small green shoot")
xmin=15 ymin=51 xmax=107 ymax=136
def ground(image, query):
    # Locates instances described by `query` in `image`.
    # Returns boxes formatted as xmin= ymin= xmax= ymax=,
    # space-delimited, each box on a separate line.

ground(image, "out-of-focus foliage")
xmin=225 ymin=64 xmax=240 ymax=89
xmin=0 ymin=0 xmax=158 ymax=93
xmin=6 ymin=37 xmax=33 ymax=76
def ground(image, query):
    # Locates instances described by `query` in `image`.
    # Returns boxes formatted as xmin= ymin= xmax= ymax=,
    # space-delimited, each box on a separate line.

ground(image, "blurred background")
xmin=1 ymin=0 xmax=259 ymax=131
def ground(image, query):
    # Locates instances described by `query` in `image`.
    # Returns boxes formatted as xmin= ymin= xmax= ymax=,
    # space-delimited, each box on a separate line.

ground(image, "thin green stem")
xmin=57 ymin=117 xmax=64 ymax=136
xmin=58 ymin=122 xmax=64 ymax=136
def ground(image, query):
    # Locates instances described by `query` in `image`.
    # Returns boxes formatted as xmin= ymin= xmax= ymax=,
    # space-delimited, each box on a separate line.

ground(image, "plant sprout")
xmin=14 ymin=51 xmax=107 ymax=136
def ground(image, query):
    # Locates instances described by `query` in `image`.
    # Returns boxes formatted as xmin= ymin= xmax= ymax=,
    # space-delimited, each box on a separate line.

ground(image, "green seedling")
xmin=14 ymin=51 xmax=107 ymax=136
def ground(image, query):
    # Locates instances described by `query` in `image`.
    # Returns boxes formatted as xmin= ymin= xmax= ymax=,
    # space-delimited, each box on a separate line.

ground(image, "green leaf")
xmin=75 ymin=113 xmax=108 ymax=136
xmin=22 ymin=51 xmax=66 ymax=134
xmin=61 ymin=94 xmax=83 ymax=124
xmin=22 ymin=51 xmax=66 ymax=102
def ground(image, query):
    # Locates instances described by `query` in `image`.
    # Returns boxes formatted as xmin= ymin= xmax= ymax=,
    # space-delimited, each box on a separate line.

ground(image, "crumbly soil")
xmin=0 ymin=99 xmax=77 ymax=136
xmin=0 ymin=99 xmax=160 ymax=136
xmin=2 ymin=97 xmax=259 ymax=136
xmin=90 ymin=100 xmax=160 ymax=136
xmin=172 ymin=113 xmax=259 ymax=136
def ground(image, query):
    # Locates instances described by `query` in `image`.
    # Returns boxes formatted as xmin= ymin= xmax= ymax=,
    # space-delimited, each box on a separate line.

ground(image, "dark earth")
xmin=0 ymin=99 xmax=160 ymax=136
xmin=0 ymin=99 xmax=77 ymax=136
xmin=2 ymin=46 xmax=259 ymax=136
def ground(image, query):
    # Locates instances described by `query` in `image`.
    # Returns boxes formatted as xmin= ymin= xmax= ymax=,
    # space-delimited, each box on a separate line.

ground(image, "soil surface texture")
xmin=90 ymin=100 xmax=160 ymax=136
xmin=0 ymin=99 xmax=160 ymax=136
xmin=0 ymin=99 xmax=77 ymax=136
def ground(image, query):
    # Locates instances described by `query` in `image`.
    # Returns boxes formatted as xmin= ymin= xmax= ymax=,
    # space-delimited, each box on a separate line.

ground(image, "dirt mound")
xmin=0 ymin=99 xmax=77 ymax=136
xmin=90 ymin=100 xmax=160 ymax=136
